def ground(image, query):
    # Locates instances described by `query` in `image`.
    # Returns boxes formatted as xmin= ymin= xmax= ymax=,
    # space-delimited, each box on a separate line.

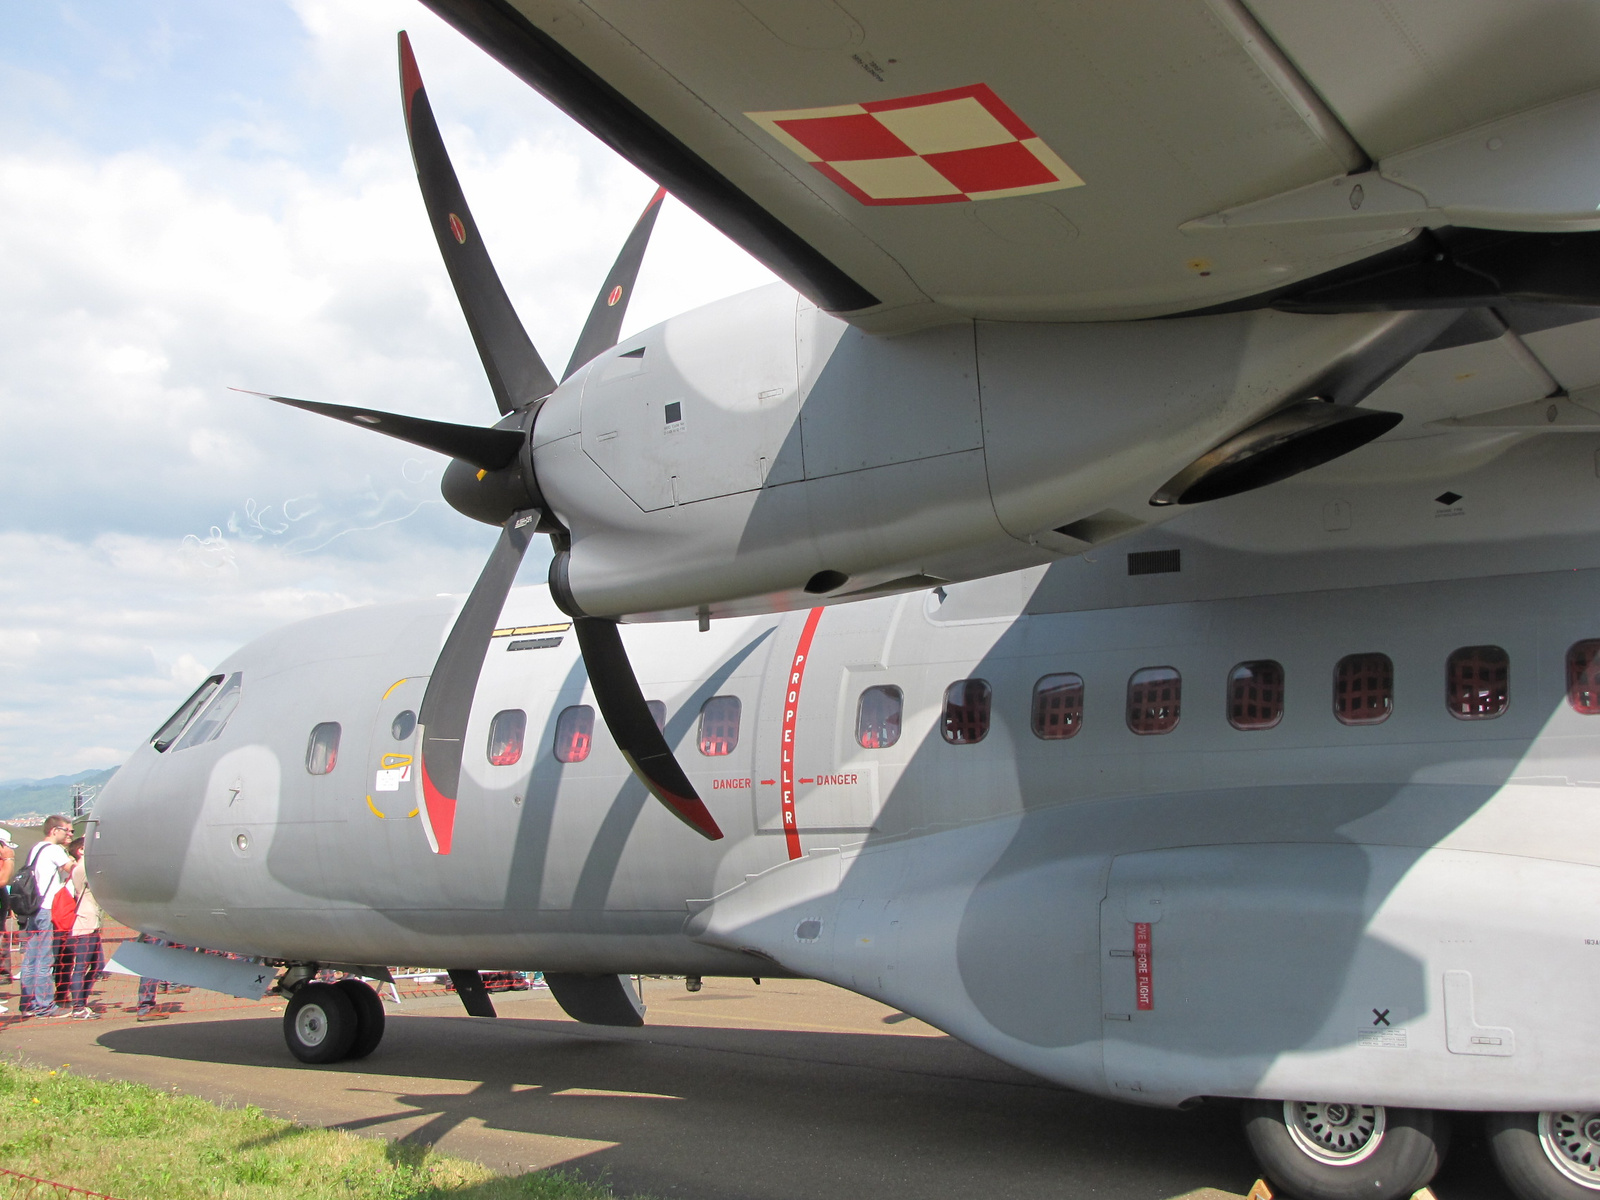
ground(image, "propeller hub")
xmin=441 ymin=455 xmax=540 ymax=526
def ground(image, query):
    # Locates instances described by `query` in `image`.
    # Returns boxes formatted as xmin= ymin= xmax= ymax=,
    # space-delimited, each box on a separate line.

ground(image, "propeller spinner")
xmin=244 ymin=32 xmax=717 ymax=851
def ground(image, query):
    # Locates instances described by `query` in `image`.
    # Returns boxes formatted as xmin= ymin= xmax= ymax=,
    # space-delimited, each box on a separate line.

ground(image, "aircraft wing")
xmin=425 ymin=0 xmax=1600 ymax=331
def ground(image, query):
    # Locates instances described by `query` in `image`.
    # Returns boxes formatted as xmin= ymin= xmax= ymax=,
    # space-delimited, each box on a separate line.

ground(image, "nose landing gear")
xmin=1241 ymin=1100 xmax=1449 ymax=1200
xmin=281 ymin=977 xmax=386 ymax=1064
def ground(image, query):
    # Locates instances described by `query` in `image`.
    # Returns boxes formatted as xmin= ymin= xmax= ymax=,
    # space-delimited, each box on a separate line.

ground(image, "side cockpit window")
xmin=305 ymin=722 xmax=341 ymax=775
xmin=150 ymin=675 xmax=224 ymax=752
xmin=172 ymin=672 xmax=244 ymax=752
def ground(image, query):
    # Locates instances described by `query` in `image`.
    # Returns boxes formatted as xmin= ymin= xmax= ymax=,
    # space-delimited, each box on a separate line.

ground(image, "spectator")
xmin=0 ymin=827 xmax=15 ymax=1015
xmin=19 ymin=815 xmax=73 ymax=1018
xmin=62 ymin=838 xmax=103 ymax=1019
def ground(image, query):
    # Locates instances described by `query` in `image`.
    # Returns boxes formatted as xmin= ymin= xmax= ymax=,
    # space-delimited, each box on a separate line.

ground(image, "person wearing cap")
xmin=0 ymin=827 xmax=14 ymax=1015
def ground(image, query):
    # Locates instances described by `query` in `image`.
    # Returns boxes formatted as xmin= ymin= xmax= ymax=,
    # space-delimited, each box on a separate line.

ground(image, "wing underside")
xmin=422 ymin=0 xmax=1600 ymax=331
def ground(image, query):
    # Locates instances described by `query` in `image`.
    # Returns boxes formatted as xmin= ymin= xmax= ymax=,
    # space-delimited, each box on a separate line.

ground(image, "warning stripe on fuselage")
xmin=780 ymin=608 xmax=825 ymax=860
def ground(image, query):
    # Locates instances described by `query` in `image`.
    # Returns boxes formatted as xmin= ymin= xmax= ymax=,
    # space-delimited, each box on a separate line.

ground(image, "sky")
xmin=0 ymin=0 xmax=778 ymax=781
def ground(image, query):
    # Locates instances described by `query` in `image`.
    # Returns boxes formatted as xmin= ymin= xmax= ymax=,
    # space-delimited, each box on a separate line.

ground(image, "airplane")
xmin=80 ymin=3 xmax=1600 ymax=1198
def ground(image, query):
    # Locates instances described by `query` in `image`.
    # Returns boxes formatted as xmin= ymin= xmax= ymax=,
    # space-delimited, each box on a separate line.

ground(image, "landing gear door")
xmin=357 ymin=675 xmax=429 ymax=907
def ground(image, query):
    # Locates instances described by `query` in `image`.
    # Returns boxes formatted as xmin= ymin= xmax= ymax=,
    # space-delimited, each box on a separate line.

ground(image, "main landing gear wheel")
xmin=335 ymin=978 xmax=386 ymax=1061
xmin=1241 ymin=1100 xmax=1449 ymax=1200
xmin=283 ymin=982 xmax=358 ymax=1064
xmin=1486 ymin=1111 xmax=1600 ymax=1200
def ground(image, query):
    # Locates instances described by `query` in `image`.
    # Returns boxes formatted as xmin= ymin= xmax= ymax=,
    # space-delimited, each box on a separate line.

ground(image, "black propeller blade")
xmin=562 ymin=186 xmax=665 ymax=381
xmin=416 ymin=509 xmax=539 ymax=854
xmin=400 ymin=30 xmax=557 ymax=414
xmin=235 ymin=390 xmax=524 ymax=472
xmin=235 ymin=33 xmax=721 ymax=853
xmin=573 ymin=617 xmax=723 ymax=840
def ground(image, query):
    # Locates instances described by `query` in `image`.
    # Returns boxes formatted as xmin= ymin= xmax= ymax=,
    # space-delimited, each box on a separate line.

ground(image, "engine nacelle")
xmin=532 ymin=282 xmax=1425 ymax=622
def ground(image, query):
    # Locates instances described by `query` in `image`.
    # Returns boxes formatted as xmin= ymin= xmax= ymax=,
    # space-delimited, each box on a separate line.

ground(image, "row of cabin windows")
xmin=487 ymin=695 xmax=745 ymax=767
xmin=480 ymin=696 xmax=742 ymax=768
xmin=300 ymin=639 xmax=1600 ymax=773
xmin=861 ymin=639 xmax=1600 ymax=746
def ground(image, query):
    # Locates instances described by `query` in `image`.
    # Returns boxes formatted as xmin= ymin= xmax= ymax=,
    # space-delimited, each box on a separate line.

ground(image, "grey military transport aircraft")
xmin=86 ymin=3 xmax=1600 ymax=1198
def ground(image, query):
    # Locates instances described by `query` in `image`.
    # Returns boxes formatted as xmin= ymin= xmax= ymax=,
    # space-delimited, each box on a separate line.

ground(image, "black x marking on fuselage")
xmin=1372 ymin=1008 xmax=1391 ymax=1026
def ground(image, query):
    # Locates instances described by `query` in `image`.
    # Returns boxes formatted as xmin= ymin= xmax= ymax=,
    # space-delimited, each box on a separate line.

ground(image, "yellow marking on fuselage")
xmin=381 ymin=753 xmax=413 ymax=769
xmin=476 ymin=468 xmax=487 ymax=480
xmin=381 ymin=678 xmax=410 ymax=700
xmin=366 ymin=795 xmax=386 ymax=819
xmin=407 ymin=808 xmax=419 ymax=818
xmin=490 ymin=622 xmax=572 ymax=638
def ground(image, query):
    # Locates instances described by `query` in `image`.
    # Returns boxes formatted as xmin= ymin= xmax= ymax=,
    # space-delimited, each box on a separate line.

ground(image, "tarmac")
xmin=4 ymin=974 xmax=1516 ymax=1200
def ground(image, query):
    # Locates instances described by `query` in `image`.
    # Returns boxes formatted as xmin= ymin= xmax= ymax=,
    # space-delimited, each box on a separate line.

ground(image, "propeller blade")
xmin=399 ymin=31 xmax=557 ymax=414
xmin=238 ymin=390 xmax=523 ymax=472
xmin=572 ymin=617 xmax=723 ymax=840
xmin=561 ymin=186 xmax=667 ymax=381
xmin=417 ymin=509 xmax=540 ymax=854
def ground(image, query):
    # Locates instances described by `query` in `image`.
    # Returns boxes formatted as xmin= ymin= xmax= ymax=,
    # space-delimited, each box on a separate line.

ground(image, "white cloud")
xmin=0 ymin=0 xmax=776 ymax=779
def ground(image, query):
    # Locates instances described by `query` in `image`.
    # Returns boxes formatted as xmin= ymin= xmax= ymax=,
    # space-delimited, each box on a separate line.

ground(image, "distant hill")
xmin=0 ymin=767 xmax=120 ymax=823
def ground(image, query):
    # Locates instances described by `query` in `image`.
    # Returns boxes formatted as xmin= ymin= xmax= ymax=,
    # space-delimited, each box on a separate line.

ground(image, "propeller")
xmin=243 ymin=32 xmax=715 ymax=852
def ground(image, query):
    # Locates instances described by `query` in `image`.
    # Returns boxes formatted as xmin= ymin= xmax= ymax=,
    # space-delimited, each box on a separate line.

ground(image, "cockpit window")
xmin=150 ymin=675 xmax=224 ymax=752
xmin=172 ymin=673 xmax=243 ymax=751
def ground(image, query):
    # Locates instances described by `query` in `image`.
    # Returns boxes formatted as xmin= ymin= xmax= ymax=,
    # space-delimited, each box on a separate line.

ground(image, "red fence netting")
xmin=0 ymin=1168 xmax=126 ymax=1200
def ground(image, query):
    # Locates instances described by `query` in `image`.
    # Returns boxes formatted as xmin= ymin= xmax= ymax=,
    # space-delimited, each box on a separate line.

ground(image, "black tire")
xmin=283 ymin=982 xmax=358 ymax=1064
xmin=1242 ymin=1100 xmax=1449 ymax=1200
xmin=335 ymin=978 xmax=386 ymax=1061
xmin=1487 ymin=1112 xmax=1600 ymax=1200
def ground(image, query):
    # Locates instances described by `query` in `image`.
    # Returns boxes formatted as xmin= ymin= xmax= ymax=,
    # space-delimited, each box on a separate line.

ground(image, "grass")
xmin=0 ymin=1059 xmax=635 ymax=1200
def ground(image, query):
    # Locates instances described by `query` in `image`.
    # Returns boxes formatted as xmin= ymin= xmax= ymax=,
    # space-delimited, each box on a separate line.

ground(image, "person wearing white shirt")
xmin=19 ymin=815 xmax=73 ymax=1017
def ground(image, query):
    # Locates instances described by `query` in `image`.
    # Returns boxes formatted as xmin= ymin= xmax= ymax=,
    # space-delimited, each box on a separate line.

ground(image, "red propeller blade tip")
xmin=419 ymin=756 xmax=457 ymax=855
xmin=398 ymin=32 xmax=424 ymax=121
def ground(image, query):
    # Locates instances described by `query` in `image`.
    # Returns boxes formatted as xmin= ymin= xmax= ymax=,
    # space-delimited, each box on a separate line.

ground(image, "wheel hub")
xmin=1284 ymin=1101 xmax=1386 ymax=1166
xmin=295 ymin=1003 xmax=329 ymax=1047
xmin=1540 ymin=1112 xmax=1600 ymax=1188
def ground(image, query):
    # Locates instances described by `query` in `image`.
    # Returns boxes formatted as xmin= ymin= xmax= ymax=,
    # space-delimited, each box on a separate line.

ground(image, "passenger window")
xmin=1568 ymin=640 xmax=1600 ymax=715
xmin=305 ymin=722 xmax=341 ymax=775
xmin=553 ymin=705 xmax=594 ymax=764
xmin=1228 ymin=660 xmax=1284 ymax=731
xmin=941 ymin=679 xmax=992 ymax=744
xmin=1334 ymin=653 xmax=1393 ymax=725
xmin=391 ymin=709 xmax=416 ymax=740
xmin=150 ymin=675 xmax=223 ymax=752
xmin=698 ymin=696 xmax=741 ymax=756
xmin=1127 ymin=667 xmax=1180 ymax=735
xmin=487 ymin=709 xmax=526 ymax=766
xmin=647 ymin=700 xmax=666 ymax=732
xmin=173 ymin=672 xmax=243 ymax=751
xmin=856 ymin=685 xmax=903 ymax=749
xmin=1031 ymin=673 xmax=1083 ymax=740
xmin=1447 ymin=645 xmax=1508 ymax=720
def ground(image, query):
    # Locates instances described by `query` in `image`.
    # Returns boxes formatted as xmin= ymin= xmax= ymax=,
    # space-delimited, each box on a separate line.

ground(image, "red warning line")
xmin=0 ymin=1168 xmax=128 ymax=1200
xmin=1134 ymin=922 xmax=1153 ymax=1011
xmin=780 ymin=608 xmax=825 ymax=860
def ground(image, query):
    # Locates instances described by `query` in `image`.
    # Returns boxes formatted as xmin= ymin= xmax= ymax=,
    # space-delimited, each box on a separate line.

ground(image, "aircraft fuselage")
xmin=92 ymin=548 xmax=1600 ymax=1112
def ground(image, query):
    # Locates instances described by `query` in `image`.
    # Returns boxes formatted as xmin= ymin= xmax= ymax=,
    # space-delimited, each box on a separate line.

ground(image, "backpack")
xmin=51 ymin=879 xmax=80 ymax=932
xmin=8 ymin=843 xmax=46 ymax=921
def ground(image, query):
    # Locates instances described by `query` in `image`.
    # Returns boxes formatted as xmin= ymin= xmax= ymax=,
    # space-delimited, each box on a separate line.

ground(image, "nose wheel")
xmin=1242 ymin=1100 xmax=1449 ymax=1200
xmin=282 ymin=979 xmax=386 ymax=1064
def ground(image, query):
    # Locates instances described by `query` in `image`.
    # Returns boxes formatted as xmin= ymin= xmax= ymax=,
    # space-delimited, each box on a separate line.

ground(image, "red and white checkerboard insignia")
xmin=747 ymin=83 xmax=1083 ymax=206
